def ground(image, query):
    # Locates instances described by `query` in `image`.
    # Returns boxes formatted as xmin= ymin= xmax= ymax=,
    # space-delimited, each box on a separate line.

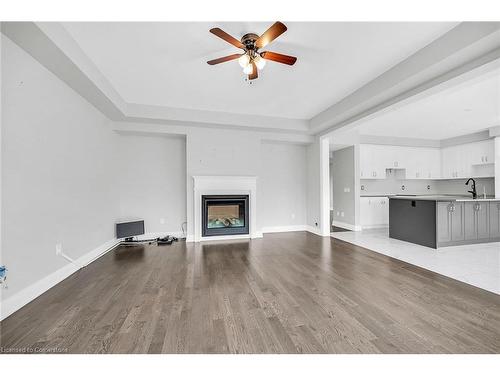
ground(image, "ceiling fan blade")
xmin=209 ymin=28 xmax=244 ymax=49
xmin=207 ymin=53 xmax=242 ymax=65
xmin=255 ymin=22 xmax=287 ymax=49
xmin=260 ymin=51 xmax=297 ymax=65
xmin=248 ymin=61 xmax=258 ymax=80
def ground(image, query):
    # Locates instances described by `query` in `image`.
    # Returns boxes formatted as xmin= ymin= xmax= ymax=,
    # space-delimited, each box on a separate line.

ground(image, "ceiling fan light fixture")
xmin=243 ymin=63 xmax=253 ymax=75
xmin=207 ymin=22 xmax=296 ymax=81
xmin=238 ymin=53 xmax=250 ymax=68
xmin=254 ymin=55 xmax=266 ymax=70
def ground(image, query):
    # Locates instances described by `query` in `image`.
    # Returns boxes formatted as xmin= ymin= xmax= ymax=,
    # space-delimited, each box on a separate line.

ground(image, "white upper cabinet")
xmin=359 ymin=144 xmax=441 ymax=180
xmin=405 ymin=147 xmax=441 ymax=179
xmin=359 ymin=144 xmax=387 ymax=179
xmin=466 ymin=139 xmax=494 ymax=165
xmin=441 ymin=139 xmax=494 ymax=179
xmin=360 ymin=138 xmax=495 ymax=180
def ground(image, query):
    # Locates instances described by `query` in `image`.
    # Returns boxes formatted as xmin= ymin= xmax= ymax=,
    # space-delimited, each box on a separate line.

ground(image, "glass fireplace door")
xmin=202 ymin=195 xmax=249 ymax=236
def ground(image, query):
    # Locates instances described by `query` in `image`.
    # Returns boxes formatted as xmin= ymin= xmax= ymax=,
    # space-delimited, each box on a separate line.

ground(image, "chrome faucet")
xmin=465 ymin=178 xmax=477 ymax=199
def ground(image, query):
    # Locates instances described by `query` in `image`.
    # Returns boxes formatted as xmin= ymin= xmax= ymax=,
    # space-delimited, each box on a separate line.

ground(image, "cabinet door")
xmin=360 ymin=197 xmax=372 ymax=226
xmin=490 ymin=202 xmax=500 ymax=239
xmin=468 ymin=140 xmax=495 ymax=165
xmin=450 ymin=202 xmax=465 ymax=241
xmin=428 ymin=149 xmax=441 ymax=178
xmin=441 ymin=147 xmax=457 ymax=179
xmin=379 ymin=197 xmax=389 ymax=225
xmin=359 ymin=145 xmax=371 ymax=179
xmin=476 ymin=202 xmax=490 ymax=239
xmin=464 ymin=202 xmax=477 ymax=240
xmin=403 ymin=147 xmax=419 ymax=178
xmin=483 ymin=139 xmax=494 ymax=164
xmin=437 ymin=202 xmax=452 ymax=243
xmin=360 ymin=145 xmax=385 ymax=179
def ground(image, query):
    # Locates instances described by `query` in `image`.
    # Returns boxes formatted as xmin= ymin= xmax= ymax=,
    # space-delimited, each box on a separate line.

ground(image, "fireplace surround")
xmin=202 ymin=195 xmax=249 ymax=237
xmin=191 ymin=175 xmax=259 ymax=242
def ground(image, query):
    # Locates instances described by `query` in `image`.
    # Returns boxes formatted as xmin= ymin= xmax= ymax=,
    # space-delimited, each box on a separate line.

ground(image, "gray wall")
xmin=331 ymin=146 xmax=356 ymax=225
xmin=2 ymin=35 xmax=119 ymax=299
xmin=306 ymin=140 xmax=321 ymax=229
xmin=117 ymin=133 xmax=187 ymax=235
xmin=260 ymin=143 xmax=308 ymax=229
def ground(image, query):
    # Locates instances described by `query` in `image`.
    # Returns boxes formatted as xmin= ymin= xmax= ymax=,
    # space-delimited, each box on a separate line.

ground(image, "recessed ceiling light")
xmin=464 ymin=108 xmax=472 ymax=112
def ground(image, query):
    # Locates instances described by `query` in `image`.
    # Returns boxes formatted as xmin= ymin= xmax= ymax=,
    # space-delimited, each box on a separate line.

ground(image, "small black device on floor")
xmin=156 ymin=235 xmax=178 ymax=245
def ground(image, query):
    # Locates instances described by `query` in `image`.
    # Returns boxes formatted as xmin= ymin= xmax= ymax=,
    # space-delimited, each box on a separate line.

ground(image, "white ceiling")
xmin=62 ymin=22 xmax=457 ymax=120
xmin=353 ymin=68 xmax=500 ymax=140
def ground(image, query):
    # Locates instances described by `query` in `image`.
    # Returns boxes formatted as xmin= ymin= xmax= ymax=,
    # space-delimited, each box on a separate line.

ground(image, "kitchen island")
xmin=389 ymin=195 xmax=500 ymax=248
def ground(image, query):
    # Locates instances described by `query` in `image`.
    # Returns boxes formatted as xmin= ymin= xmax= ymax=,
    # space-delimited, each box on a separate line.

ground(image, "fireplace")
xmin=202 ymin=195 xmax=249 ymax=237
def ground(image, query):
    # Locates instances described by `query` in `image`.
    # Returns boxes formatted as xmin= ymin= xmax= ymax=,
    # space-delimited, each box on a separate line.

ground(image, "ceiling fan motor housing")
xmin=241 ymin=33 xmax=259 ymax=50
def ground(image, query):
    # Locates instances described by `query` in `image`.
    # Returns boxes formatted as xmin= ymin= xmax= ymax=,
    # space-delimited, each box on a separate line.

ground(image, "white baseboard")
xmin=261 ymin=225 xmax=308 ymax=233
xmin=332 ymin=220 xmax=362 ymax=231
xmin=361 ymin=224 xmax=389 ymax=230
xmin=0 ymin=230 xmax=184 ymax=321
xmin=306 ymin=225 xmax=323 ymax=236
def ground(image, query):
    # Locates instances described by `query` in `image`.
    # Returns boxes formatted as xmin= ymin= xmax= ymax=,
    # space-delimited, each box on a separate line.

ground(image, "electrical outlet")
xmin=344 ymin=187 xmax=350 ymax=193
xmin=160 ymin=218 xmax=165 ymax=225
xmin=336 ymin=211 xmax=340 ymax=216
xmin=341 ymin=212 xmax=345 ymax=217
xmin=291 ymin=213 xmax=295 ymax=220
xmin=55 ymin=243 xmax=62 ymax=256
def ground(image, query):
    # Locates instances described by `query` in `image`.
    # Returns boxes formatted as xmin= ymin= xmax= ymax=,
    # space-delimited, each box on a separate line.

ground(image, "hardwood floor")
xmin=1 ymin=232 xmax=499 ymax=354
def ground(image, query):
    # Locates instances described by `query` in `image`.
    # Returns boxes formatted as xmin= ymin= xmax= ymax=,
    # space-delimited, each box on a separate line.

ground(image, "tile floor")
xmin=331 ymin=228 xmax=500 ymax=294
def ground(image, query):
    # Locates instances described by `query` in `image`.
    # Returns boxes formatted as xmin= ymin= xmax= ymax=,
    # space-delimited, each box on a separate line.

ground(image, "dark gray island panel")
xmin=390 ymin=197 xmax=500 ymax=248
xmin=389 ymin=198 xmax=437 ymax=248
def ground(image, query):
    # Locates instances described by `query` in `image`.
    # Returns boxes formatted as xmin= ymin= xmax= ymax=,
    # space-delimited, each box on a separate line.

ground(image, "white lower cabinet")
xmin=360 ymin=197 xmax=389 ymax=229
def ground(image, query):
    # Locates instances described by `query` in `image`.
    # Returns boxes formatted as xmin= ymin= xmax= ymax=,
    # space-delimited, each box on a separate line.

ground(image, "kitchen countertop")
xmin=360 ymin=194 xmax=396 ymax=197
xmin=388 ymin=195 xmax=500 ymax=202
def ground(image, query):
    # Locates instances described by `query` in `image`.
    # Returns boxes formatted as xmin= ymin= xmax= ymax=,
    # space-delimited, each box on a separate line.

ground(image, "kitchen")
xmin=328 ymin=65 xmax=500 ymax=294
xmin=358 ymin=137 xmax=500 ymax=248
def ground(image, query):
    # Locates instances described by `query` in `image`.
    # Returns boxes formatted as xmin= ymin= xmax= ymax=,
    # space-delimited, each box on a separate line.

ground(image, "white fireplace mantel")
xmin=192 ymin=175 xmax=260 ymax=242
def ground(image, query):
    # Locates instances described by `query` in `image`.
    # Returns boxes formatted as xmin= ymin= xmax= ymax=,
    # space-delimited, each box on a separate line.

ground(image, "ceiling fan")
xmin=207 ymin=22 xmax=297 ymax=82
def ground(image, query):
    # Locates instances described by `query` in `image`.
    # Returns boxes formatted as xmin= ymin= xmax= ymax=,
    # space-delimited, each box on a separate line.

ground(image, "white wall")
xmin=306 ymin=140 xmax=321 ymax=232
xmin=259 ymin=142 xmax=307 ymax=230
xmin=116 ymin=133 xmax=186 ymax=236
xmin=1 ymin=35 xmax=119 ymax=300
